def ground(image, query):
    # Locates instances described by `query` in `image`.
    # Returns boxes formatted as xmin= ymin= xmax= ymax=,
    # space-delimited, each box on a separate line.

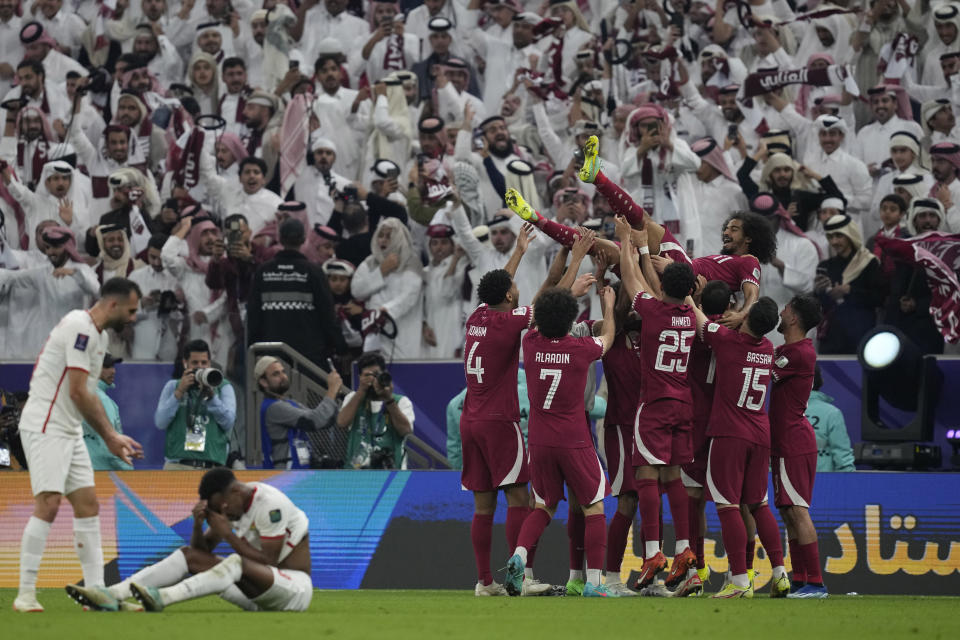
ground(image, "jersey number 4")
xmin=654 ymin=330 xmax=695 ymax=373
xmin=737 ymin=366 xmax=769 ymax=410
xmin=466 ymin=342 xmax=485 ymax=383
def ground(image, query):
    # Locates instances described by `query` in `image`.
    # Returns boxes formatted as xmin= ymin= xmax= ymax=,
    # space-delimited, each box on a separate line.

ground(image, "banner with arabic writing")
xmin=1 ymin=470 xmax=957 ymax=593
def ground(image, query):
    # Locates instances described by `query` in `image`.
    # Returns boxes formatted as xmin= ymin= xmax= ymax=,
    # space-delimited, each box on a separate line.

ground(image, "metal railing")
xmin=246 ymin=342 xmax=451 ymax=470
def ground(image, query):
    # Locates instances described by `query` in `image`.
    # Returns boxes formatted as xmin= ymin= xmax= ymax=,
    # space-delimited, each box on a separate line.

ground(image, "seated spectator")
xmin=814 ymin=215 xmax=885 ymax=354
xmin=805 ymin=365 xmax=855 ymax=472
xmin=154 ymin=339 xmax=236 ymax=470
xmin=336 ymin=352 xmax=414 ymax=469
xmin=255 ymin=356 xmax=343 ymax=469
xmin=81 ymin=353 xmax=133 ymax=471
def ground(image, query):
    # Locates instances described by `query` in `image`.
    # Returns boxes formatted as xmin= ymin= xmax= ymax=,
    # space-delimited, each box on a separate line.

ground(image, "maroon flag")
xmin=877 ymin=235 xmax=960 ymax=343
xmin=169 ymin=127 xmax=205 ymax=190
xmin=900 ymin=231 xmax=960 ymax=275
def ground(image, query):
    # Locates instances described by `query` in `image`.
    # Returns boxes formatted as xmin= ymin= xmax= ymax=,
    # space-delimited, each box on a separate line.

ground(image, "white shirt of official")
xmin=18 ymin=309 xmax=107 ymax=437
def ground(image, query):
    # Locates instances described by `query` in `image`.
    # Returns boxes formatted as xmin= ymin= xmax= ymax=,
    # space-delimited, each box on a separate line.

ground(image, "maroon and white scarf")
xmin=876 ymin=233 xmax=960 ymax=343
xmin=168 ymin=127 xmax=206 ymax=190
xmin=743 ymin=65 xmax=846 ymax=98
xmin=382 ymin=33 xmax=406 ymax=73
xmin=218 ymin=88 xmax=250 ymax=124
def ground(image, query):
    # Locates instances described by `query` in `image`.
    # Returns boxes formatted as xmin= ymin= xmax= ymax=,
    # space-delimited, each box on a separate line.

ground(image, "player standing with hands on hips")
xmin=14 ymin=278 xmax=145 ymax=612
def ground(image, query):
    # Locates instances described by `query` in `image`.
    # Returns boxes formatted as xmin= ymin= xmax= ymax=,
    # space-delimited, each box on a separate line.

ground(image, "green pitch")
xmin=3 ymin=589 xmax=960 ymax=640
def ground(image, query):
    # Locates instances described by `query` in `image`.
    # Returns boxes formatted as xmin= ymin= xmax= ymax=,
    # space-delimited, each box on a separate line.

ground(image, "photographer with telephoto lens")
xmin=154 ymin=339 xmax=236 ymax=469
xmin=336 ymin=352 xmax=414 ymax=469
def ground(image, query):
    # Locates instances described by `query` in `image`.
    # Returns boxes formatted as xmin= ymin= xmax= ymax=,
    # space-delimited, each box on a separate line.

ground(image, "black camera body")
xmin=376 ymin=371 xmax=392 ymax=388
xmin=158 ymin=290 xmax=180 ymax=315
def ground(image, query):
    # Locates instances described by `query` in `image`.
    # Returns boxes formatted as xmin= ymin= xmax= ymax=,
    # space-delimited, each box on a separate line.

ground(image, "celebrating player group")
xmin=459 ymin=136 xmax=828 ymax=600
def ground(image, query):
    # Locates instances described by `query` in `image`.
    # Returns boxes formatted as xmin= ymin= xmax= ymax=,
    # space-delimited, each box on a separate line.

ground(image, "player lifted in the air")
xmin=460 ymin=224 xmax=551 ymax=597
xmin=613 ymin=216 xmax=698 ymax=591
xmin=67 ymin=468 xmax=313 ymax=612
xmin=689 ymin=295 xmax=790 ymax=598
xmin=504 ymin=279 xmax=616 ymax=597
xmin=772 ymin=295 xmax=829 ymax=599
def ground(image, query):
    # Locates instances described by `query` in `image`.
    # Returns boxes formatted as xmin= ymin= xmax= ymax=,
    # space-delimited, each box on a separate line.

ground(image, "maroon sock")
xmin=751 ymin=504 xmax=785 ymax=567
xmin=567 ymin=509 xmax=585 ymax=571
xmin=688 ymin=497 xmax=704 ymax=568
xmin=800 ymin=541 xmax=823 ymax=585
xmin=717 ymin=508 xmax=748 ymax=576
xmin=605 ymin=511 xmax=632 ymax=574
xmin=584 ymin=514 xmax=607 ymax=574
xmin=517 ymin=508 xmax=551 ymax=552
xmin=505 ymin=506 xmax=527 ymax=553
xmin=535 ymin=216 xmax=580 ymax=249
xmin=745 ymin=536 xmax=756 ymax=571
xmin=635 ymin=478 xmax=661 ymax=557
xmin=594 ymin=170 xmax=646 ymax=227
xmin=664 ymin=479 xmax=689 ymax=549
xmin=526 ymin=541 xmax=538 ymax=569
xmin=788 ymin=538 xmax=806 ymax=583
xmin=471 ymin=513 xmax=494 ymax=585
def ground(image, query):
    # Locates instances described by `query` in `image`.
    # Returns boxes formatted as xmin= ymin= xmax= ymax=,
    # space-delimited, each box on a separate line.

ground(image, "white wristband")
xmin=638 ymin=246 xmax=650 ymax=255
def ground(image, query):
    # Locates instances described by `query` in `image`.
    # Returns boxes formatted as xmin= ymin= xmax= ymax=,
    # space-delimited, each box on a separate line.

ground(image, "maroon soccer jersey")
xmin=770 ymin=338 xmax=818 ymax=457
xmin=701 ymin=322 xmax=774 ymax=447
xmin=688 ymin=313 xmax=722 ymax=449
xmin=522 ymin=329 xmax=604 ymax=448
xmin=692 ymin=254 xmax=761 ymax=291
xmin=461 ymin=304 xmax=533 ymax=422
xmin=602 ymin=331 xmax=643 ymax=426
xmin=632 ymin=292 xmax=695 ymax=405
xmin=659 ymin=227 xmax=692 ymax=265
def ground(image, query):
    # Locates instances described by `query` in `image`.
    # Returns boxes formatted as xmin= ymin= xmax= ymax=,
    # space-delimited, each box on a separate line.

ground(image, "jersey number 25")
xmin=654 ymin=330 xmax=694 ymax=373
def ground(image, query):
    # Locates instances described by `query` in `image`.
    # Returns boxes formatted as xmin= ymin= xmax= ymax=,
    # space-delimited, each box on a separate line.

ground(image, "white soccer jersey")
xmin=232 ymin=482 xmax=309 ymax=565
xmin=19 ymin=309 xmax=107 ymax=438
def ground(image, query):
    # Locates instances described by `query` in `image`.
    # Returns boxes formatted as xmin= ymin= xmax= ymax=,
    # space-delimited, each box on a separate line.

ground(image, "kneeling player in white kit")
xmin=15 ymin=278 xmax=144 ymax=613
xmin=67 ymin=468 xmax=313 ymax=612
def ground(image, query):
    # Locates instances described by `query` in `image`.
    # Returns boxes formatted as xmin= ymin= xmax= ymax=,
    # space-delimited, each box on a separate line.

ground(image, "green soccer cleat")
xmin=578 ymin=135 xmax=602 ymax=184
xmin=770 ymin=573 xmax=791 ymax=598
xmin=582 ymin=582 xmax=618 ymax=598
xmin=712 ymin=582 xmax=753 ymax=599
xmin=504 ymin=188 xmax=540 ymax=222
xmin=130 ymin=583 xmax=165 ymax=612
xmin=565 ymin=578 xmax=585 ymax=596
xmin=65 ymin=584 xmax=119 ymax=612
xmin=503 ymin=554 xmax=525 ymax=597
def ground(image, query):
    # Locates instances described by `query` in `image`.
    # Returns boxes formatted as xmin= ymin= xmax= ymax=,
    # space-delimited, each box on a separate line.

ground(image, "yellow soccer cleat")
xmin=504 ymin=188 xmax=540 ymax=222
xmin=578 ymin=135 xmax=602 ymax=183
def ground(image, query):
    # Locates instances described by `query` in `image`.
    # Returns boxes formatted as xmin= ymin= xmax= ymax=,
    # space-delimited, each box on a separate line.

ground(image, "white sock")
xmin=568 ymin=569 xmax=584 ymax=582
xmin=644 ymin=541 xmax=660 ymax=559
xmin=524 ymin=568 xmax=534 ymax=579
xmin=219 ymin=584 xmax=258 ymax=611
xmin=511 ymin=547 xmax=528 ymax=565
xmin=772 ymin=565 xmax=787 ymax=580
xmin=19 ymin=517 xmax=51 ymax=596
xmin=603 ymin=571 xmax=621 ymax=585
xmin=675 ymin=539 xmax=690 ymax=554
xmin=586 ymin=569 xmax=602 ymax=586
xmin=732 ymin=572 xmax=750 ymax=588
xmin=73 ymin=516 xmax=105 ymax=587
xmin=159 ymin=554 xmax=242 ymax=606
xmin=110 ymin=548 xmax=189 ymax=600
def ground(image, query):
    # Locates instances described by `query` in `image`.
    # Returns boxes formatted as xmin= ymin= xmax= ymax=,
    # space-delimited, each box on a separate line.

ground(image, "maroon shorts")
xmin=705 ymin=436 xmax=769 ymax=506
xmin=681 ymin=439 xmax=710 ymax=489
xmin=633 ymin=398 xmax=693 ymax=467
xmin=529 ymin=444 xmax=610 ymax=509
xmin=460 ymin=419 xmax=529 ymax=492
xmin=604 ymin=424 xmax=636 ymax=496
xmin=772 ymin=453 xmax=816 ymax=509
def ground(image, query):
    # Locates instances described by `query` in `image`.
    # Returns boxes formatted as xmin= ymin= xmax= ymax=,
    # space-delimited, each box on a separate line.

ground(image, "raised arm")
xmin=503 ymin=223 xmax=534 ymax=278
xmin=596 ymin=285 xmax=616 ymax=356
xmin=615 ymin=215 xmax=652 ymax=300
xmin=556 ymin=229 xmax=595 ymax=291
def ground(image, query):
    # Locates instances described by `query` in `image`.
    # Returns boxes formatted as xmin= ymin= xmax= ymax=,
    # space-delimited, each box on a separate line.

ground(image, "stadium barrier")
xmin=0 ymin=470 xmax=958 ymax=594
xmin=1 ymin=357 xmax=960 ymax=470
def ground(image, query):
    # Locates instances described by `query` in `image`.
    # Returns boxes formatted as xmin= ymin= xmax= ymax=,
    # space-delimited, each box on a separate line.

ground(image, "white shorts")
xmin=251 ymin=567 xmax=313 ymax=612
xmin=20 ymin=431 xmax=95 ymax=496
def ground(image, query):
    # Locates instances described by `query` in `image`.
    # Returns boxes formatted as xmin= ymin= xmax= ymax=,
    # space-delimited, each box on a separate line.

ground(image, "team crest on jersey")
xmin=512 ymin=307 xmax=527 ymax=316
xmin=269 ymin=509 xmax=282 ymax=523
xmin=707 ymin=323 xmax=720 ymax=333
xmin=775 ymin=355 xmax=789 ymax=369
xmin=74 ymin=334 xmax=89 ymax=351
xmin=752 ymin=268 xmax=761 ymax=280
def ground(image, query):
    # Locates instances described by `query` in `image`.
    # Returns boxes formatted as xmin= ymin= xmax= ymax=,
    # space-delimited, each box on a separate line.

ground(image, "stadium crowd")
xmin=1 ymin=0 xmax=960 ymax=370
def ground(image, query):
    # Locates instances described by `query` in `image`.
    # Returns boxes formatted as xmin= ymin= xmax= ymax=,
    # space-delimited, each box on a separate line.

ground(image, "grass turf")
xmin=3 ymin=589 xmax=960 ymax=640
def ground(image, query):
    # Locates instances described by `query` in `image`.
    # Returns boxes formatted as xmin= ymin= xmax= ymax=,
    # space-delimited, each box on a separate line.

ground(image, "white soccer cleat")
xmin=603 ymin=581 xmax=638 ymax=597
xmin=65 ymin=584 xmax=120 ymax=611
xmin=13 ymin=593 xmax=44 ymax=612
xmin=474 ymin=580 xmax=508 ymax=596
xmin=119 ymin=600 xmax=145 ymax=612
xmin=521 ymin=578 xmax=553 ymax=596
xmin=639 ymin=579 xmax=674 ymax=597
